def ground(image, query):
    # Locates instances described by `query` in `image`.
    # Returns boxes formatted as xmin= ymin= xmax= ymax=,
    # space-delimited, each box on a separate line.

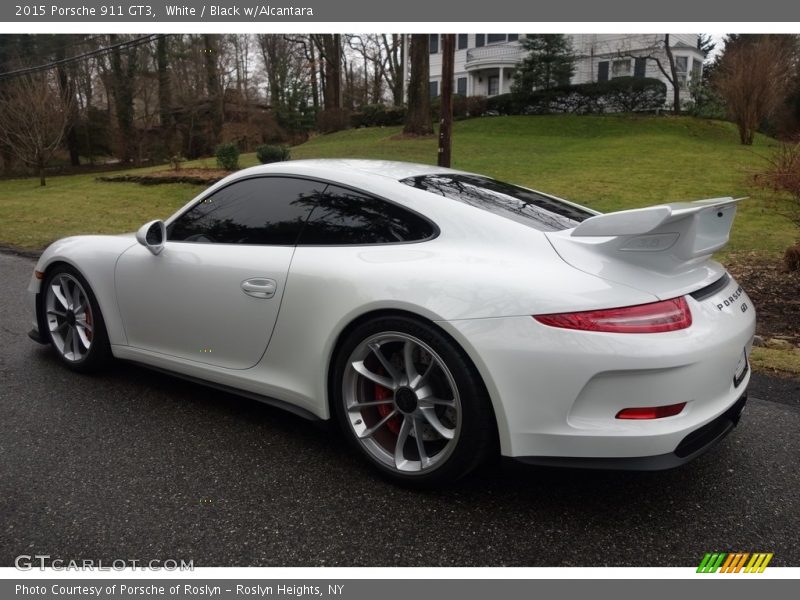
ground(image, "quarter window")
xmin=167 ymin=177 xmax=324 ymax=245
xmin=298 ymin=185 xmax=436 ymax=245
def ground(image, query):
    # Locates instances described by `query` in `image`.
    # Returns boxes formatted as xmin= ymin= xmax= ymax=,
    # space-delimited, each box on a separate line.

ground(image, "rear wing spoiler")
xmin=568 ymin=197 xmax=746 ymax=261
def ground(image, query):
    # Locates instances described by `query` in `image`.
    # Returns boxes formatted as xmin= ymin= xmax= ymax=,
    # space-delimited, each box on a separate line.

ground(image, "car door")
xmin=115 ymin=176 xmax=326 ymax=370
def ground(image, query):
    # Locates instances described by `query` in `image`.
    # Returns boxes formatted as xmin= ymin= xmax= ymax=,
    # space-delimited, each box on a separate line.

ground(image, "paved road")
xmin=1 ymin=252 xmax=798 ymax=567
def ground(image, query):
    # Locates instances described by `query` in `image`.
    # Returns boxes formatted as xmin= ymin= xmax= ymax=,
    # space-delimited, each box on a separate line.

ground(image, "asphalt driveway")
xmin=1 ymin=251 xmax=798 ymax=567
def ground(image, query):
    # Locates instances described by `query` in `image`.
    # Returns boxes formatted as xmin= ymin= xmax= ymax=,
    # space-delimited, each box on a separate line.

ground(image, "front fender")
xmin=31 ymin=235 xmax=138 ymax=347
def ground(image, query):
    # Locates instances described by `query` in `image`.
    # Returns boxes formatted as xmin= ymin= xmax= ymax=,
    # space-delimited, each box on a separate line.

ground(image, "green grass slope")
xmin=0 ymin=115 xmax=795 ymax=258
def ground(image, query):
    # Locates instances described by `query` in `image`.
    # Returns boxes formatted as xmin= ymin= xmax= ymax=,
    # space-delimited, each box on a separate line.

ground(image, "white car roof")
xmin=234 ymin=158 xmax=466 ymax=182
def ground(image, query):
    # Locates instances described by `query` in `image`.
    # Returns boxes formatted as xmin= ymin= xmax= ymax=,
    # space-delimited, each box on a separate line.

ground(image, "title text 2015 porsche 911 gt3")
xmin=27 ymin=159 xmax=755 ymax=485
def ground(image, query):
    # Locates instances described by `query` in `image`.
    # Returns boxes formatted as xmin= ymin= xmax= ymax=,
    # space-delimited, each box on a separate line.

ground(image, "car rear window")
xmin=401 ymin=174 xmax=593 ymax=231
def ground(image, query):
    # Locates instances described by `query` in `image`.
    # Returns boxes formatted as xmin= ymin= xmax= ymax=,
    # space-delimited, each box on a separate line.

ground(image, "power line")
xmin=0 ymin=34 xmax=166 ymax=80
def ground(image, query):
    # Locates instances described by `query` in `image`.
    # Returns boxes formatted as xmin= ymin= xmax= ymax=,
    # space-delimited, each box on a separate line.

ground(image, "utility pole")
xmin=437 ymin=34 xmax=455 ymax=167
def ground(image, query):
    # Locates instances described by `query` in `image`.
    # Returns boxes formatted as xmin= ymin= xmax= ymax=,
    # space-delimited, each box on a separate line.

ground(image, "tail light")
xmin=533 ymin=297 xmax=692 ymax=333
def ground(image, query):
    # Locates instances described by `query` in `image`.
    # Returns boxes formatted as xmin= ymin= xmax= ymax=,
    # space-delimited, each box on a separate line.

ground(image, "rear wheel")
xmin=332 ymin=315 xmax=495 ymax=486
xmin=42 ymin=266 xmax=111 ymax=373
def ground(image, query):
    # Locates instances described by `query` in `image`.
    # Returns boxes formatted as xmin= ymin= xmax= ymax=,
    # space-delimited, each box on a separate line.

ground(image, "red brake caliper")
xmin=375 ymin=383 xmax=401 ymax=435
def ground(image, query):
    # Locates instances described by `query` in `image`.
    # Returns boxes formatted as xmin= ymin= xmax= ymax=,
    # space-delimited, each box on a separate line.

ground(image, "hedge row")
xmin=488 ymin=77 xmax=668 ymax=115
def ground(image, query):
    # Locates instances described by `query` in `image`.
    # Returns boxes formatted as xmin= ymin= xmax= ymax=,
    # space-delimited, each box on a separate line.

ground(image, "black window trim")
xmin=165 ymin=173 xmax=440 ymax=248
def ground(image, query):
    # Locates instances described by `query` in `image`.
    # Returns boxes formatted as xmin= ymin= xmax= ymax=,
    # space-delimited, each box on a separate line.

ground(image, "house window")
xmin=487 ymin=34 xmax=508 ymax=44
xmin=612 ymin=59 xmax=631 ymax=78
xmin=634 ymin=57 xmax=647 ymax=79
xmin=691 ymin=58 xmax=703 ymax=83
xmin=429 ymin=80 xmax=439 ymax=98
xmin=675 ymin=56 xmax=689 ymax=89
xmin=597 ymin=61 xmax=609 ymax=82
xmin=457 ymin=77 xmax=467 ymax=96
xmin=508 ymin=34 xmax=519 ymax=41
xmin=457 ymin=34 xmax=468 ymax=50
xmin=488 ymin=76 xmax=500 ymax=96
xmin=429 ymin=34 xmax=439 ymax=54
xmin=475 ymin=34 xmax=485 ymax=47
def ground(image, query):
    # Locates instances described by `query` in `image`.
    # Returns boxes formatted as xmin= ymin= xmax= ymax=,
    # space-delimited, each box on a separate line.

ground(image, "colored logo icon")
xmin=697 ymin=552 xmax=773 ymax=573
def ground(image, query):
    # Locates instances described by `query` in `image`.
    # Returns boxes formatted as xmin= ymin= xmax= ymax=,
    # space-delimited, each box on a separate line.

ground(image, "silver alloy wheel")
xmin=343 ymin=331 xmax=461 ymax=474
xmin=44 ymin=273 xmax=94 ymax=362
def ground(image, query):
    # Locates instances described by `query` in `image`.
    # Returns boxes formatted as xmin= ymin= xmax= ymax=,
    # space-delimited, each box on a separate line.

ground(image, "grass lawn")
xmin=1 ymin=114 xmax=798 ymax=374
xmin=1 ymin=114 xmax=795 ymax=258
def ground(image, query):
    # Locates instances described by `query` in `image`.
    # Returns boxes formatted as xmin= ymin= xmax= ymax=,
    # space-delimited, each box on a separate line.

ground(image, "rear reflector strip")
xmin=616 ymin=403 xmax=687 ymax=420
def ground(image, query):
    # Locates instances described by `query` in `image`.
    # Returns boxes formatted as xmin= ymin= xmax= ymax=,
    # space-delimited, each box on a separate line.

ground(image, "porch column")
xmin=498 ymin=68 xmax=504 ymax=94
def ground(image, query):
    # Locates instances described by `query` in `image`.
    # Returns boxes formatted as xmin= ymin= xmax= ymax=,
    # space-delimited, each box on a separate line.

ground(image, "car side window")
xmin=297 ymin=185 xmax=436 ymax=245
xmin=168 ymin=177 xmax=325 ymax=245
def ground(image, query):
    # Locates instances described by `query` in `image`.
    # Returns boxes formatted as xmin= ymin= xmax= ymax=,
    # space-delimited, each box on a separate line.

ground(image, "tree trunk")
xmin=317 ymin=34 xmax=342 ymax=110
xmin=404 ymin=35 xmax=433 ymax=136
xmin=203 ymin=34 xmax=224 ymax=148
xmin=110 ymin=34 xmax=137 ymax=164
xmin=39 ymin=163 xmax=46 ymax=187
xmin=398 ymin=34 xmax=405 ymax=105
xmin=438 ymin=35 xmax=455 ymax=167
xmin=157 ymin=35 xmax=175 ymax=154
xmin=309 ymin=41 xmax=319 ymax=111
xmin=54 ymin=37 xmax=81 ymax=167
xmin=664 ymin=34 xmax=681 ymax=115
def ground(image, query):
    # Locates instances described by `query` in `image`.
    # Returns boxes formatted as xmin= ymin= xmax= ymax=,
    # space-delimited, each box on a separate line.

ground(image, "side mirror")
xmin=135 ymin=220 xmax=166 ymax=255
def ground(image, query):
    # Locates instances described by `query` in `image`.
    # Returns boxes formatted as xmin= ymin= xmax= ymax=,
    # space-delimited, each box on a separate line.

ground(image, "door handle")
xmin=241 ymin=278 xmax=277 ymax=299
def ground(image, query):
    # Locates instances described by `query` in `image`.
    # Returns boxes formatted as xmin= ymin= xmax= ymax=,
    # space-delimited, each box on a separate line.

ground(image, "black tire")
xmin=332 ymin=315 xmax=496 ymax=487
xmin=41 ymin=265 xmax=111 ymax=373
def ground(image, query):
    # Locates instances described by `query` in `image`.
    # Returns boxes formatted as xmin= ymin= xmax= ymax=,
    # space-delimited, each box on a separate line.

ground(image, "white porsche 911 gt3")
xmin=27 ymin=159 xmax=755 ymax=485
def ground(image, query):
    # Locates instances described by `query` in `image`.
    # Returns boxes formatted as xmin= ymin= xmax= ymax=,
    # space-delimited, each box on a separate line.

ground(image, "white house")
xmin=425 ymin=34 xmax=706 ymax=107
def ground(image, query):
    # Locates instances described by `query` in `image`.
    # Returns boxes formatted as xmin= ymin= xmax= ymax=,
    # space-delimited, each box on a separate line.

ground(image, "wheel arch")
xmin=325 ymin=307 xmax=503 ymax=452
xmin=34 ymin=236 xmax=138 ymax=347
xmin=34 ymin=259 xmax=80 ymax=339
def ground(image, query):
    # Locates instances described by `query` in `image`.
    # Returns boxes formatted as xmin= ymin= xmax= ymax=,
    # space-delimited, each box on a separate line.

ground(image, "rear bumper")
xmin=514 ymin=391 xmax=747 ymax=471
xmin=438 ymin=273 xmax=755 ymax=461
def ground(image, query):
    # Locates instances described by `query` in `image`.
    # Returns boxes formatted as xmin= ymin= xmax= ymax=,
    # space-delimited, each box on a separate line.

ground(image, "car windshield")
xmin=401 ymin=174 xmax=594 ymax=232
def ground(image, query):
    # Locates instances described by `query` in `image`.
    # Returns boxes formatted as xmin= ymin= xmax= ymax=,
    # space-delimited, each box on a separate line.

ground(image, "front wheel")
xmin=42 ymin=266 xmax=111 ymax=373
xmin=332 ymin=316 xmax=495 ymax=486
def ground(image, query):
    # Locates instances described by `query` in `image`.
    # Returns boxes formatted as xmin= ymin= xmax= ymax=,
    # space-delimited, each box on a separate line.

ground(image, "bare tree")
xmin=438 ymin=34 xmax=455 ymax=167
xmin=109 ymin=34 xmax=139 ymax=163
xmin=347 ymin=34 xmax=386 ymax=105
xmin=203 ymin=34 xmax=224 ymax=147
xmin=381 ymin=34 xmax=404 ymax=106
xmin=156 ymin=35 xmax=175 ymax=154
xmin=715 ymin=35 xmax=798 ymax=145
xmin=52 ymin=35 xmax=82 ymax=166
xmin=404 ymin=34 xmax=433 ymax=136
xmin=619 ymin=34 xmax=681 ymax=114
xmin=0 ymin=73 xmax=73 ymax=186
xmin=312 ymin=34 xmax=342 ymax=109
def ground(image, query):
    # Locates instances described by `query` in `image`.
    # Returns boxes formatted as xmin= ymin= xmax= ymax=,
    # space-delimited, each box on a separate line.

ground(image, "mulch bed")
xmin=97 ymin=168 xmax=230 ymax=186
xmin=727 ymin=254 xmax=800 ymax=344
